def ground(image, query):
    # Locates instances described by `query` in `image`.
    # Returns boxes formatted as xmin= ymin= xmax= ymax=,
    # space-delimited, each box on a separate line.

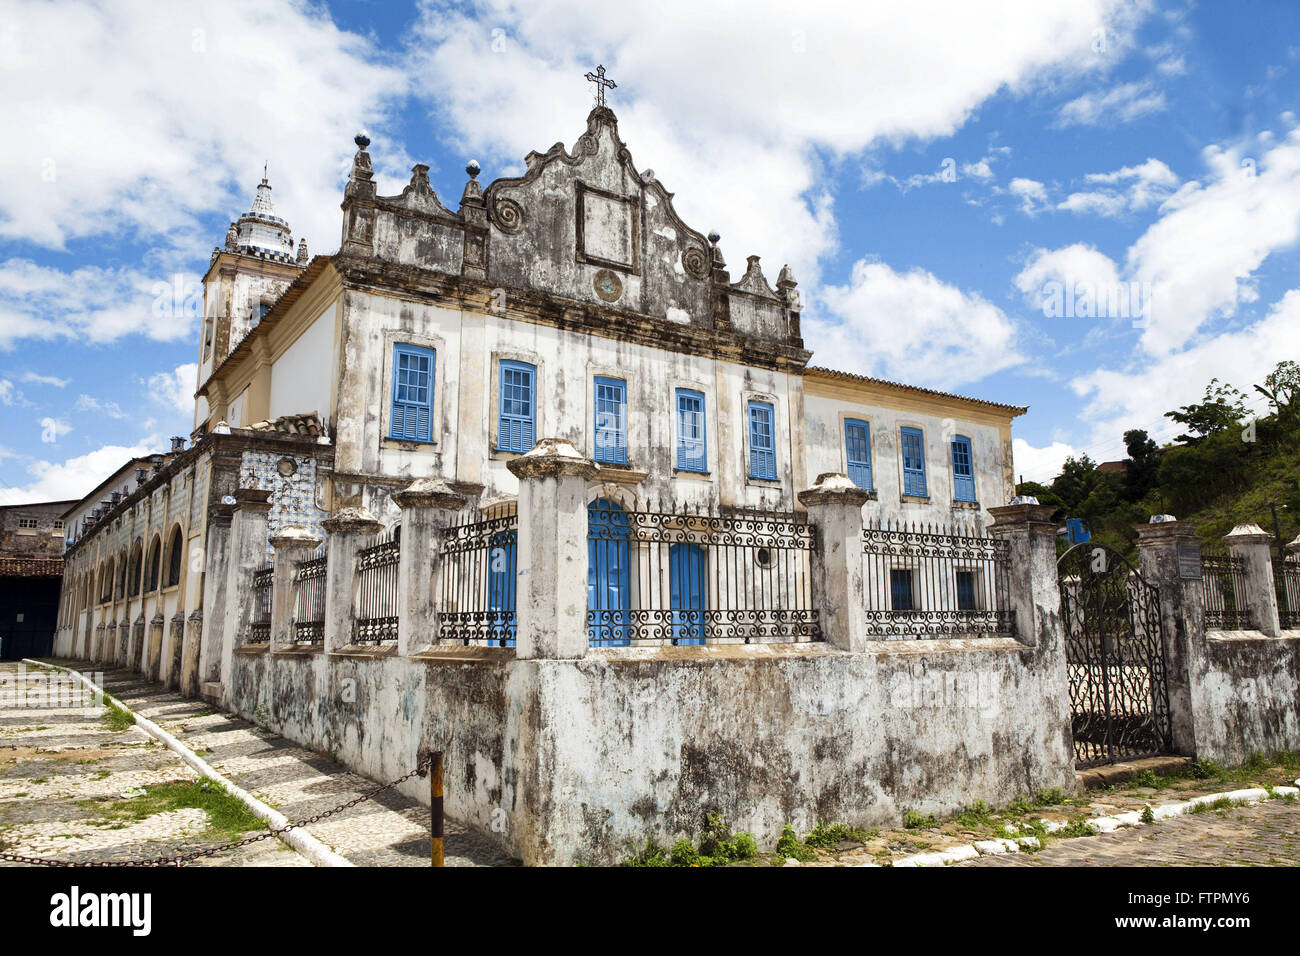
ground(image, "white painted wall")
xmin=269 ymin=303 xmax=335 ymax=422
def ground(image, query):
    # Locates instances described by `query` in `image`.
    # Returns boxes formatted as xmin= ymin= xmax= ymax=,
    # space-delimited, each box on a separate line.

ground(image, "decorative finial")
xmin=584 ymin=64 xmax=617 ymax=108
xmin=354 ymin=129 xmax=371 ymax=149
xmin=466 ymin=159 xmax=480 ymax=179
xmin=262 ymin=160 xmax=268 ymax=183
xmin=707 ymin=230 xmax=721 ymax=244
xmin=225 ymin=223 xmax=237 ymax=251
xmin=297 ymin=238 xmax=308 ymax=264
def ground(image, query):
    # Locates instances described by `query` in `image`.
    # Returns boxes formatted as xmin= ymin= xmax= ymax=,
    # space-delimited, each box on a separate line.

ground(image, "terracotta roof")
xmin=242 ymin=412 xmax=322 ymax=437
xmin=0 ymin=556 xmax=64 ymax=578
xmin=805 ymin=366 xmax=1028 ymax=416
xmin=1097 ymin=460 xmax=1127 ymax=474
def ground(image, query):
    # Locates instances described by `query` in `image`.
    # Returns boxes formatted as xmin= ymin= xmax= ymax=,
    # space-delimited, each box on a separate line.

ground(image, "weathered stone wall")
xmin=1193 ymin=631 xmax=1300 ymax=765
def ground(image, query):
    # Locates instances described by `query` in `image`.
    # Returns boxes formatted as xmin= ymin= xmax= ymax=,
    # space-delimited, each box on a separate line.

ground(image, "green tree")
xmin=1164 ymin=378 xmax=1249 ymax=444
xmin=1121 ymin=429 xmax=1160 ymax=502
xmin=1254 ymin=360 xmax=1300 ymax=415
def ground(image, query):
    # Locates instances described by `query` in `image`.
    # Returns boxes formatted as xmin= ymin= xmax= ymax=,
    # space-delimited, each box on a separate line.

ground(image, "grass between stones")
xmin=100 ymin=700 xmax=135 ymax=733
xmin=76 ymin=779 xmax=265 ymax=842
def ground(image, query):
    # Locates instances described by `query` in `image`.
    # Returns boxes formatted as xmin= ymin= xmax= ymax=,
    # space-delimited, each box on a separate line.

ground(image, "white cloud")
xmin=0 ymin=259 xmax=195 ymax=348
xmin=1008 ymin=177 xmax=1049 ymax=215
xmin=145 ymin=363 xmax=198 ymax=415
xmin=1014 ymin=243 xmax=1126 ymax=319
xmin=74 ymin=394 xmax=126 ymax=419
xmin=1012 ymin=438 xmax=1081 ymax=484
xmin=38 ymin=416 xmax=71 ymax=441
xmin=21 ymin=371 xmax=70 ymax=387
xmin=1056 ymin=81 xmax=1167 ymax=127
xmin=0 ymin=438 xmax=155 ymax=505
xmin=0 ymin=0 xmax=409 ymax=255
xmin=1057 ymin=157 xmax=1179 ymax=217
xmin=1125 ymin=131 xmax=1300 ymax=355
xmin=810 ymin=260 xmax=1026 ymax=390
xmin=409 ymin=0 xmax=1144 ymax=285
xmin=1069 ymin=288 xmax=1300 ymax=450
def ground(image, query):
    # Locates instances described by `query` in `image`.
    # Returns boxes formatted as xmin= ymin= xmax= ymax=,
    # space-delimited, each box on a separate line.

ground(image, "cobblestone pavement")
xmin=1 ymin=661 xmax=516 ymax=867
xmin=961 ymin=799 xmax=1300 ymax=866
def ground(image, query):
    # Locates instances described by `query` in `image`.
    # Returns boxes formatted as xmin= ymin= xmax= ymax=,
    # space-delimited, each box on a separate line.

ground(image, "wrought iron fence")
xmin=353 ymin=535 xmax=400 ymax=645
xmin=1201 ymin=549 xmax=1253 ymax=630
xmin=439 ymin=502 xmax=518 ymax=646
xmin=292 ymin=548 xmax=327 ymax=644
xmin=1275 ymin=554 xmax=1300 ymax=630
xmin=246 ymin=565 xmax=273 ymax=644
xmin=861 ymin=520 xmax=1014 ymax=638
xmin=585 ymin=502 xmax=820 ymax=646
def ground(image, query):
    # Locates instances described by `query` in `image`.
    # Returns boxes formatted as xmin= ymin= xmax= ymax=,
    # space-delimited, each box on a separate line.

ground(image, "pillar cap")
xmin=393 ymin=476 xmax=467 ymax=511
xmin=1287 ymin=534 xmax=1300 ymax=555
xmin=1224 ymin=523 xmax=1273 ymax=546
xmin=269 ymin=526 xmax=324 ymax=551
xmin=797 ymin=472 xmax=874 ymax=507
xmin=506 ymin=437 xmax=599 ymax=480
xmin=233 ymin=487 xmax=273 ymax=512
xmin=322 ymin=507 xmax=383 ymax=535
xmin=1135 ymin=519 xmax=1198 ymax=542
xmin=988 ymin=502 xmax=1056 ymax=530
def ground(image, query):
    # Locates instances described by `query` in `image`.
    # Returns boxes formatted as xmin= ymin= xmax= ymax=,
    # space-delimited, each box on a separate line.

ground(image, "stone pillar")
xmin=393 ymin=478 xmax=466 ymax=654
xmin=797 ymin=473 xmax=873 ymax=652
xmin=321 ymin=507 xmax=383 ymax=652
xmin=1135 ymin=518 xmax=1207 ymax=757
xmin=147 ymin=612 xmax=165 ymax=680
xmin=180 ymin=609 xmax=205 ymax=698
xmin=507 ymin=439 xmax=598 ymax=660
xmin=988 ymin=503 xmax=1063 ymax=649
xmin=198 ymin=502 xmax=234 ymax=690
xmin=1225 ymin=524 xmax=1281 ymax=637
xmin=269 ymin=527 xmax=323 ymax=651
xmin=218 ymin=489 xmax=272 ymax=696
xmin=987 ymin=501 xmax=1074 ymax=788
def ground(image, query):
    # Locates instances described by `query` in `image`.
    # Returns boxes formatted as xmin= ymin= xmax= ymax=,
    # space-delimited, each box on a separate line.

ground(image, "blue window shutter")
xmin=498 ymin=361 xmax=536 ymax=453
xmin=844 ymin=419 xmax=872 ymax=490
xmin=901 ymin=427 xmax=927 ymax=497
xmin=951 ymin=435 xmax=976 ymax=502
xmin=593 ymin=376 xmax=627 ymax=465
xmin=675 ymin=389 xmax=707 ymax=472
xmin=390 ymin=344 xmax=435 ymax=442
xmin=748 ymin=401 xmax=777 ymax=480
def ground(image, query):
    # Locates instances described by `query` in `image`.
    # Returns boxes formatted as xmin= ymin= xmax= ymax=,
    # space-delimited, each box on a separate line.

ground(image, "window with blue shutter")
xmin=593 ymin=376 xmax=627 ymax=465
xmin=497 ymin=360 xmax=536 ymax=453
xmin=675 ymin=389 xmax=707 ymax=472
xmin=389 ymin=344 xmax=435 ymax=443
xmin=900 ymin=426 xmax=927 ymax=497
xmin=748 ymin=401 xmax=777 ymax=480
xmin=844 ymin=418 xmax=873 ymax=490
xmin=951 ymin=434 xmax=976 ymax=502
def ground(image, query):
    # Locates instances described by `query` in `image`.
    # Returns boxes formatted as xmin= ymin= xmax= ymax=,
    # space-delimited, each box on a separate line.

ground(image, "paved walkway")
xmin=961 ymin=799 xmax=1300 ymax=866
xmin=0 ymin=661 xmax=515 ymax=867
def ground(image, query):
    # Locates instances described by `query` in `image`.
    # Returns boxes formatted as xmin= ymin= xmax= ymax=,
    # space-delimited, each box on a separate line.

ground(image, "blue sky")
xmin=2 ymin=0 xmax=1299 ymax=503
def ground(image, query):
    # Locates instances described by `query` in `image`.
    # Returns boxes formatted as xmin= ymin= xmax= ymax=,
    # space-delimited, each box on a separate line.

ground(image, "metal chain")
xmin=0 ymin=754 xmax=432 ymax=868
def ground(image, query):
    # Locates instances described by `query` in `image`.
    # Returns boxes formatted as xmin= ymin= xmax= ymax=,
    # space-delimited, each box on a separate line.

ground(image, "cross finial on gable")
xmin=584 ymin=64 xmax=616 ymax=108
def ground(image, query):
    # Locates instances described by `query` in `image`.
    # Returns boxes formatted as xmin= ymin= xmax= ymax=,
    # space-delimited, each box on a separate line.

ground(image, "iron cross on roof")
xmin=585 ymin=64 xmax=616 ymax=108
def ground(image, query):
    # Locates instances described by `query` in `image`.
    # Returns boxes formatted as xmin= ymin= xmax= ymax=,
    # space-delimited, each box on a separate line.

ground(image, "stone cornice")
xmin=507 ymin=438 xmax=599 ymax=481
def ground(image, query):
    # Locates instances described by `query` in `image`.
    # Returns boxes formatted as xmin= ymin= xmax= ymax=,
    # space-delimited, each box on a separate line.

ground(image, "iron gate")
xmin=1058 ymin=543 xmax=1171 ymax=767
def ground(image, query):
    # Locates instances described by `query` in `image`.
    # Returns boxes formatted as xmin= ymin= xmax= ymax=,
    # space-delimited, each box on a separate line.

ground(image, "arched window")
xmin=128 ymin=540 xmax=143 ymax=596
xmin=101 ymin=558 xmax=115 ymax=603
xmin=116 ymin=550 xmax=127 ymax=599
xmin=166 ymin=526 xmax=184 ymax=588
xmin=146 ymin=536 xmax=161 ymax=592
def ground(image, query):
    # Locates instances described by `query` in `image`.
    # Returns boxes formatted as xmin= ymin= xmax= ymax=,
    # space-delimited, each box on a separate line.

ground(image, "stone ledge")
xmin=1076 ymin=755 xmax=1191 ymax=791
xmin=584 ymin=636 xmax=1028 ymax=663
xmin=1206 ymin=629 xmax=1300 ymax=643
xmin=328 ymin=644 xmax=399 ymax=659
xmin=272 ymin=643 xmax=325 ymax=656
xmin=410 ymin=645 xmax=515 ymax=664
xmin=234 ymin=644 xmax=270 ymax=656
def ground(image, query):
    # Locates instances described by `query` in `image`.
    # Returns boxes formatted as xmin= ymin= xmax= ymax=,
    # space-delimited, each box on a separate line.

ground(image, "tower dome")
xmin=228 ymin=173 xmax=297 ymax=262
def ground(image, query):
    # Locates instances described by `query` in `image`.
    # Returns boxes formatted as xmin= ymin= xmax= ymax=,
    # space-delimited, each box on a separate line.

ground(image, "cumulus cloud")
xmin=21 ymin=371 xmax=70 ymax=387
xmin=74 ymin=394 xmax=127 ymax=419
xmin=1012 ymin=438 xmax=1082 ymax=484
xmin=1056 ymin=81 xmax=1167 ymax=127
xmin=0 ymin=0 xmax=409 ymax=254
xmin=0 ymin=259 xmax=196 ymax=348
xmin=1057 ymin=157 xmax=1179 ymax=217
xmin=408 ymin=0 xmax=1144 ymax=285
xmin=1069 ymin=288 xmax=1300 ymax=449
xmin=810 ymin=260 xmax=1026 ymax=390
xmin=1008 ymin=177 xmax=1050 ymax=216
xmin=145 ymin=364 xmax=198 ymax=415
xmin=0 ymin=438 xmax=156 ymax=506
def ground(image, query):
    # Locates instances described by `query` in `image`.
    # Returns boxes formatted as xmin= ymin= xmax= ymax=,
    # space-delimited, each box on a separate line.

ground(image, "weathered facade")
xmin=50 ymin=100 xmax=1300 ymax=865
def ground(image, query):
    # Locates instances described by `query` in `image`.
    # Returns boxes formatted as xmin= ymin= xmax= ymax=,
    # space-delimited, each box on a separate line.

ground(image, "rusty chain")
xmin=0 ymin=753 xmax=433 ymax=868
